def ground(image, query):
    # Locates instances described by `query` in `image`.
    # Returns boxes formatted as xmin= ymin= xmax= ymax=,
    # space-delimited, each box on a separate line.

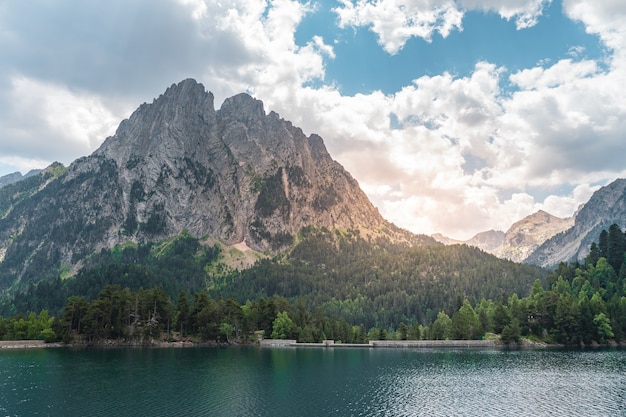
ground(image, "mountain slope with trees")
xmin=1 ymin=227 xmax=543 ymax=329
xmin=210 ymin=227 xmax=544 ymax=328
xmin=0 ymin=79 xmax=407 ymax=294
xmin=5 ymin=224 xmax=624 ymax=347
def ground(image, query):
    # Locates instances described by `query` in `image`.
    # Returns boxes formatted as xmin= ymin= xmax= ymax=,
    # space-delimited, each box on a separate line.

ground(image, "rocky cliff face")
xmin=491 ymin=210 xmax=573 ymax=263
xmin=526 ymin=179 xmax=626 ymax=267
xmin=0 ymin=79 xmax=394 ymax=289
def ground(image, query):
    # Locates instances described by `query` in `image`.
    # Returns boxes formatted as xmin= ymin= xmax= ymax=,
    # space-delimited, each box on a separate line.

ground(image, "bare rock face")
xmin=526 ymin=179 xmax=626 ymax=267
xmin=0 ymin=79 xmax=391 ymax=287
xmin=491 ymin=210 xmax=573 ymax=263
xmin=92 ymin=79 xmax=386 ymax=250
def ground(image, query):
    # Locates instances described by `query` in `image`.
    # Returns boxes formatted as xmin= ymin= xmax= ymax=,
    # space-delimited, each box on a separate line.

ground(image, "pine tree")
xmin=599 ymin=229 xmax=609 ymax=259
xmin=607 ymin=224 xmax=625 ymax=273
xmin=586 ymin=242 xmax=600 ymax=267
xmin=175 ymin=291 xmax=190 ymax=337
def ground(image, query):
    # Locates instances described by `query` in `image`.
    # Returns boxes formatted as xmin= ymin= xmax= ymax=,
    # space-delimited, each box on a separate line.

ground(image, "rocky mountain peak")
xmin=0 ymin=79 xmax=394 ymax=287
xmin=468 ymin=230 xmax=505 ymax=252
xmin=0 ymin=172 xmax=25 ymax=189
xmin=96 ymin=79 xmax=216 ymax=169
xmin=219 ymin=92 xmax=265 ymax=122
xmin=491 ymin=210 xmax=573 ymax=263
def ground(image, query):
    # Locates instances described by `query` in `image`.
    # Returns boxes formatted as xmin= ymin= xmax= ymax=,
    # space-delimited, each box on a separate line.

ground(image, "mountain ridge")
xmin=492 ymin=210 xmax=574 ymax=263
xmin=0 ymin=170 xmax=42 ymax=189
xmin=0 ymin=79 xmax=419 ymax=292
xmin=432 ymin=210 xmax=574 ymax=265
xmin=526 ymin=178 xmax=626 ymax=267
xmin=431 ymin=230 xmax=505 ymax=252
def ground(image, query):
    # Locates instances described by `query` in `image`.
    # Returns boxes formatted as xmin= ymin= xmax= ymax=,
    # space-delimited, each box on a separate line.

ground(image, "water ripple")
xmin=1 ymin=347 xmax=625 ymax=416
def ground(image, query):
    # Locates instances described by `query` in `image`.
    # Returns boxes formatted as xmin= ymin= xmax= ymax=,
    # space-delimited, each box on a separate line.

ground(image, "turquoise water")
xmin=1 ymin=346 xmax=625 ymax=416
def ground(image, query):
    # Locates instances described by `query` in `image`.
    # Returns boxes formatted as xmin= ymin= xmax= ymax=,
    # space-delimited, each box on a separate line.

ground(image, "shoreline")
xmin=0 ymin=340 xmax=63 ymax=349
xmin=1 ymin=339 xmax=510 ymax=350
xmin=259 ymin=339 xmax=502 ymax=348
xmin=2 ymin=338 xmax=621 ymax=350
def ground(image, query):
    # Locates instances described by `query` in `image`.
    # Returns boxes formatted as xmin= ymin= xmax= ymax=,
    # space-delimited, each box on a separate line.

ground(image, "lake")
xmin=1 ymin=346 xmax=625 ymax=416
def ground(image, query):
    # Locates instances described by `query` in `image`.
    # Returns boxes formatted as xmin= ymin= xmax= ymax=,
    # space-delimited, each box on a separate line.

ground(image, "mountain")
xmin=0 ymin=79 xmax=415 ymax=292
xmin=468 ymin=230 xmax=506 ymax=252
xmin=433 ymin=211 xmax=573 ymax=263
xmin=430 ymin=233 xmax=461 ymax=246
xmin=0 ymin=170 xmax=42 ymax=189
xmin=211 ymin=228 xmax=544 ymax=327
xmin=491 ymin=210 xmax=574 ymax=263
xmin=526 ymin=178 xmax=626 ymax=267
xmin=432 ymin=230 xmax=504 ymax=252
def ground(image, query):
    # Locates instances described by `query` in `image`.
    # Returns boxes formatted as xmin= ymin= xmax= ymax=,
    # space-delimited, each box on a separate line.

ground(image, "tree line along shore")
xmin=1 ymin=225 xmax=626 ymax=348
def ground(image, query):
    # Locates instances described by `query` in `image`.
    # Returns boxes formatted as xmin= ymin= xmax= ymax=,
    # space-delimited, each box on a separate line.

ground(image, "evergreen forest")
xmin=1 ymin=225 xmax=626 ymax=346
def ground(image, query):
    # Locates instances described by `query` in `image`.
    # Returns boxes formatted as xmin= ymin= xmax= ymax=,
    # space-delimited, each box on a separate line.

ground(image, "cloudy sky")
xmin=1 ymin=0 xmax=625 ymax=240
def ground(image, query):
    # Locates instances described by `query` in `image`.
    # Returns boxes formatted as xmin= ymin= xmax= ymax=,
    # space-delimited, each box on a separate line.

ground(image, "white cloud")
xmin=0 ymin=156 xmax=52 ymax=176
xmin=509 ymin=59 xmax=600 ymax=90
xmin=311 ymin=35 xmax=336 ymax=59
xmin=177 ymin=0 xmax=209 ymax=19
xmin=199 ymin=0 xmax=335 ymax=105
xmin=274 ymin=47 xmax=626 ymax=239
xmin=0 ymin=76 xmax=124 ymax=166
xmin=539 ymin=183 xmax=599 ymax=219
xmin=334 ymin=0 xmax=464 ymax=54
xmin=334 ymin=0 xmax=550 ymax=55
xmin=460 ymin=0 xmax=550 ymax=29
xmin=563 ymin=0 xmax=626 ymax=53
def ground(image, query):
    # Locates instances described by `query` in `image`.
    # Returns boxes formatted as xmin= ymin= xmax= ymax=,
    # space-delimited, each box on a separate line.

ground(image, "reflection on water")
xmin=0 ymin=347 xmax=625 ymax=416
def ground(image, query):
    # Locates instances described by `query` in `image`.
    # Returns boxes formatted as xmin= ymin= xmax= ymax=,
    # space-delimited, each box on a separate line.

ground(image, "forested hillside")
xmin=2 ymin=225 xmax=626 ymax=346
xmin=457 ymin=222 xmax=626 ymax=346
xmin=1 ymin=232 xmax=220 ymax=317
xmin=1 ymin=227 xmax=543 ymax=329
xmin=0 ymin=163 xmax=66 ymax=219
xmin=211 ymin=227 xmax=544 ymax=328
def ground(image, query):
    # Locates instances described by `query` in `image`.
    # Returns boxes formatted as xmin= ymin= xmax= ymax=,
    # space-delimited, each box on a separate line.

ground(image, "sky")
xmin=1 ymin=0 xmax=626 ymax=240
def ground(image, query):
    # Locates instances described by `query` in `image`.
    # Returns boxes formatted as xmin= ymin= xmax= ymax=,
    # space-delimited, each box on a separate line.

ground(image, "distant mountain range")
xmin=0 ymin=170 xmax=41 ymax=189
xmin=431 ymin=230 xmax=505 ymax=252
xmin=526 ymin=179 xmax=626 ymax=267
xmin=491 ymin=210 xmax=574 ymax=263
xmin=434 ymin=179 xmax=626 ymax=267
